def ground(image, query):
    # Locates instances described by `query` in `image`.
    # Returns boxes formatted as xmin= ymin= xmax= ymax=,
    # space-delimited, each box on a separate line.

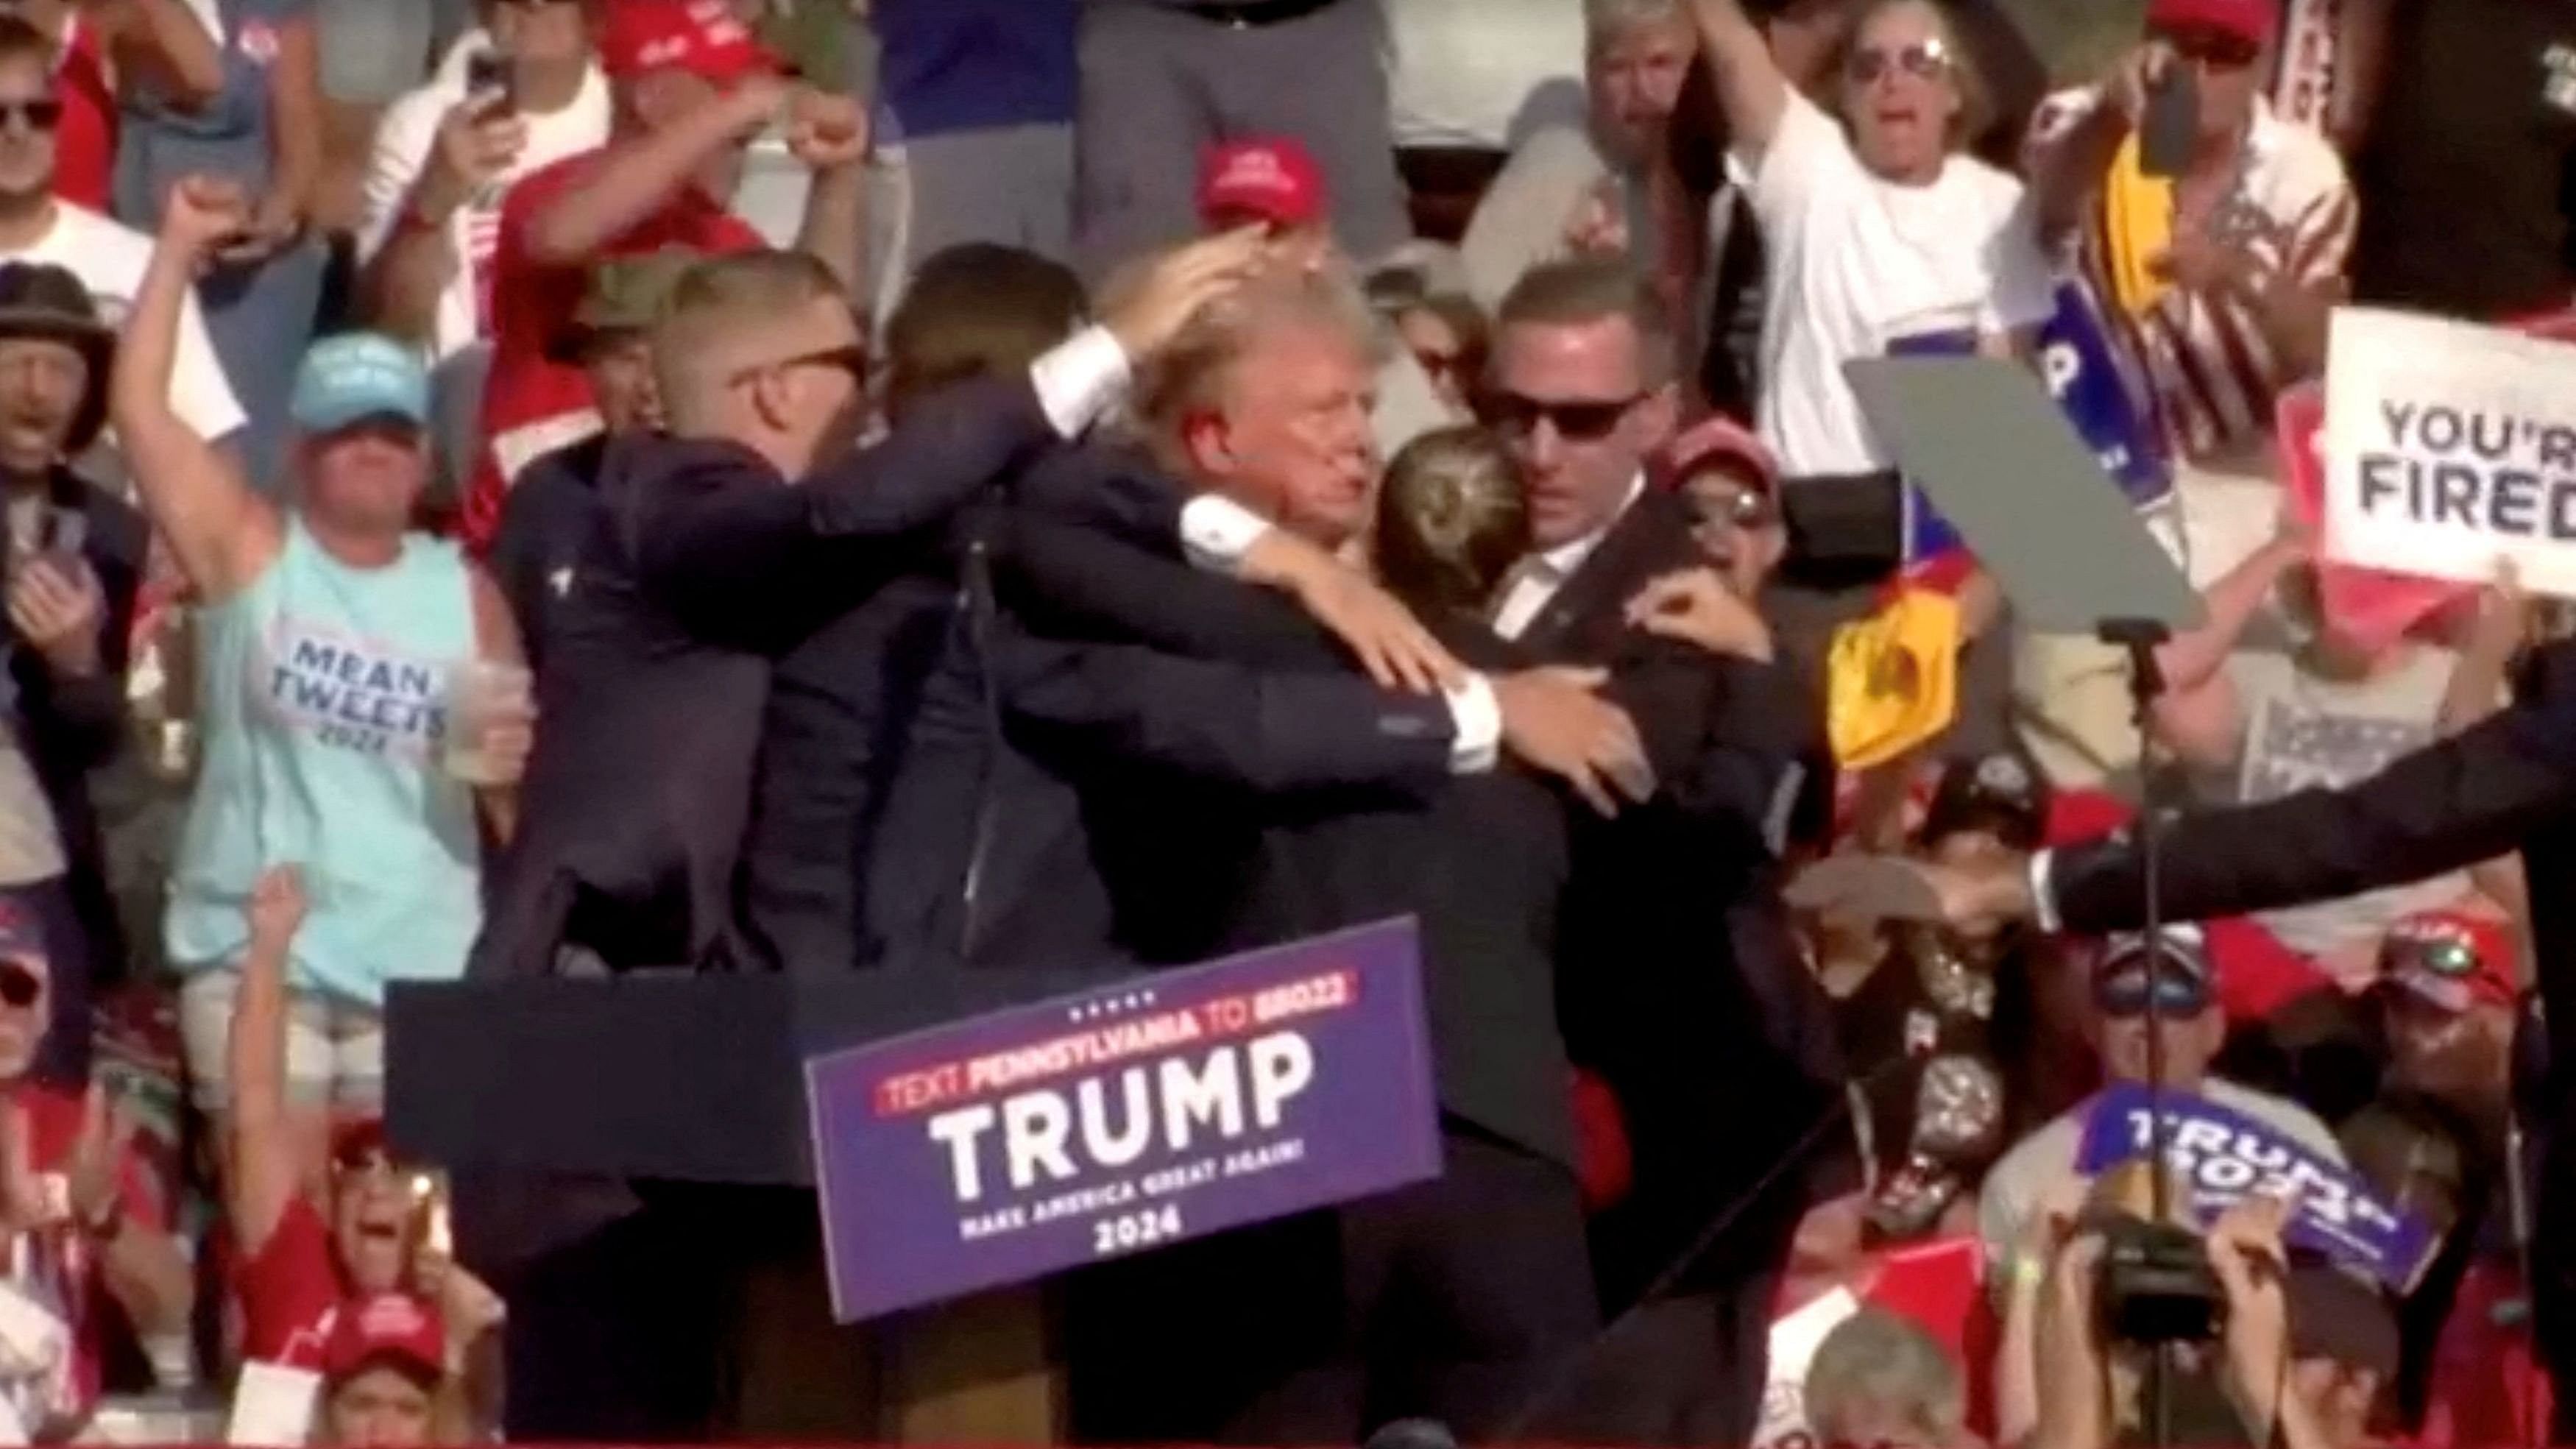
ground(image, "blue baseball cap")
xmin=289 ymin=333 xmax=430 ymax=434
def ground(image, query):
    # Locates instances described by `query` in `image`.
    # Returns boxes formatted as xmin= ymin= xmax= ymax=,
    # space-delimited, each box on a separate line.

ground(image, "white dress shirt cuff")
xmin=2028 ymin=849 xmax=2062 ymax=934
xmin=1028 ymin=325 xmax=1134 ymax=439
xmin=1444 ymin=673 xmax=1501 ymax=773
xmin=1178 ymin=494 xmax=1274 ymax=573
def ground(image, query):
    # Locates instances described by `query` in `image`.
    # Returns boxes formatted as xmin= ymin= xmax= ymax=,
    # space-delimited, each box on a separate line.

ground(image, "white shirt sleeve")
xmin=1176 ymin=493 xmax=1273 ymax=572
xmin=1443 ymin=673 xmax=1501 ymax=773
xmin=1746 ymin=89 xmax=1862 ymax=235
xmin=1027 ymin=325 xmax=1133 ymax=439
xmin=355 ymin=88 xmax=449 ymax=266
xmin=171 ymin=288 xmax=247 ymax=446
xmin=1981 ymin=185 xmax=2059 ymax=333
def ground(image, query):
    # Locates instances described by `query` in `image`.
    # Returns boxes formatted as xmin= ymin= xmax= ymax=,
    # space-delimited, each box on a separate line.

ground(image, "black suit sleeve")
xmin=1610 ymin=640 xmax=1819 ymax=860
xmin=994 ymin=507 xmax=1343 ymax=665
xmin=995 ymin=629 xmax=1456 ymax=798
xmin=634 ymin=376 xmax=1058 ymax=644
xmin=2052 ymin=659 xmax=2576 ymax=932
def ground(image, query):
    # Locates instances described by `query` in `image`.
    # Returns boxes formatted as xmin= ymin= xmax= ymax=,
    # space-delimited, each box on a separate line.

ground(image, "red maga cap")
xmin=598 ymin=0 xmax=779 ymax=86
xmin=1197 ymin=138 xmax=1326 ymax=230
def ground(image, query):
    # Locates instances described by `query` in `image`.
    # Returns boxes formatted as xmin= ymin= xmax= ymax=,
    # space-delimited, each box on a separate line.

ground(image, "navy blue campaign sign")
xmin=804 ymin=919 xmax=1441 ymax=1323
xmin=2076 ymin=1082 xmax=2440 ymax=1292
xmin=1890 ymin=285 xmax=2170 ymax=563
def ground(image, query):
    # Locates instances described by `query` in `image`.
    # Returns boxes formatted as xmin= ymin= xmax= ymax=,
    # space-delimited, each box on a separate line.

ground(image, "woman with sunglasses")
xmin=1683 ymin=0 xmax=2052 ymax=479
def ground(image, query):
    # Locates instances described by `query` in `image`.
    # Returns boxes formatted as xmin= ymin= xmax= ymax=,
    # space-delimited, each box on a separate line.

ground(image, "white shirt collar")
xmin=1532 ymin=471 xmax=1646 ymax=579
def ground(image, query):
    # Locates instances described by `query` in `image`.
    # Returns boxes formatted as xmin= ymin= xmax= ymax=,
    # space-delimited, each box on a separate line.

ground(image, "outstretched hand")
xmin=1786 ymin=851 xmax=2031 ymax=935
xmin=1099 ymin=228 xmax=1269 ymax=362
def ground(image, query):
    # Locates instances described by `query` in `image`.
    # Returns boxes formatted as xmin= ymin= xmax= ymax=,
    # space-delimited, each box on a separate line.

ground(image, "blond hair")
xmin=1373 ymin=426 xmax=1528 ymax=614
xmin=1833 ymin=0 xmax=1992 ymax=152
xmin=651 ymin=249 xmax=852 ymax=431
xmin=1495 ymin=258 xmax=1677 ymax=386
xmin=1132 ymin=265 xmax=1379 ymax=439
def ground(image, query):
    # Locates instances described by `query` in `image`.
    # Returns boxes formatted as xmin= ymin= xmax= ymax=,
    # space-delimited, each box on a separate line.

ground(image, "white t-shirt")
xmin=354 ymin=54 xmax=612 ymax=362
xmin=1744 ymin=91 xmax=2053 ymax=476
xmin=2 ymin=204 xmax=243 ymax=447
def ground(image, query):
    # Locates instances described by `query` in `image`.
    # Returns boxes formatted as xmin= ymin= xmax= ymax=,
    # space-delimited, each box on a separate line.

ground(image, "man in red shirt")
xmin=465 ymin=0 xmax=868 ymax=548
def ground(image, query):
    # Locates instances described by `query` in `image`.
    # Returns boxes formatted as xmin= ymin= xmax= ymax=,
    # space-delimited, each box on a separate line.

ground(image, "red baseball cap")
xmin=322 ymin=1294 xmax=447 ymax=1385
xmin=1656 ymin=414 xmax=1780 ymax=497
xmin=2145 ymin=0 xmax=2279 ymax=48
xmin=598 ymin=0 xmax=779 ymax=86
xmin=1197 ymin=138 xmax=1326 ymax=231
xmin=2380 ymin=909 xmax=2517 ymax=1013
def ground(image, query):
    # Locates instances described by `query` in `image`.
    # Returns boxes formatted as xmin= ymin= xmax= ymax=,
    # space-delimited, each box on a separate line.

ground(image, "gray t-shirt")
xmin=2215 ymin=639 xmax=2466 ymax=963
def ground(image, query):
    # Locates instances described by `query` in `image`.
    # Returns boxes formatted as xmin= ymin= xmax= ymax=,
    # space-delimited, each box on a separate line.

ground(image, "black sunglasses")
xmin=1482 ymin=389 xmax=1641 ymax=443
xmin=2095 ymin=965 xmax=2209 ymax=1020
xmin=0 ymin=99 xmax=61 ymax=133
xmin=1844 ymin=38 xmax=1952 ymax=85
xmin=0 ymin=960 xmax=41 ymax=1009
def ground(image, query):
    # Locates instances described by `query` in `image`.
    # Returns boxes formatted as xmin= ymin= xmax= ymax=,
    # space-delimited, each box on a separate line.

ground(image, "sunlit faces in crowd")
xmin=0 ymin=929 xmax=47 ymax=1083
xmin=2081 ymin=932 xmax=2226 ymax=1088
xmin=1835 ymin=0 xmax=1976 ymax=185
xmin=2377 ymin=911 xmax=2519 ymax=1108
xmin=1192 ymin=312 xmax=1379 ymax=548
xmin=484 ymin=0 xmax=595 ymax=69
xmin=1487 ymin=264 xmax=1679 ymax=550
xmin=1587 ymin=1 xmax=1698 ymax=163
xmin=0 ymin=38 xmax=60 ymax=203
xmin=0 ymin=332 xmax=91 ymax=472
xmin=328 ymin=1125 xmax=436 ymax=1295
xmin=2151 ymin=13 xmax=2265 ymax=149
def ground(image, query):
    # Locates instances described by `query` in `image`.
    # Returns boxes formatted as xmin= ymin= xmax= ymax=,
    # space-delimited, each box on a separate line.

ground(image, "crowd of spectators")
xmin=0 ymin=0 xmax=2561 ymax=1444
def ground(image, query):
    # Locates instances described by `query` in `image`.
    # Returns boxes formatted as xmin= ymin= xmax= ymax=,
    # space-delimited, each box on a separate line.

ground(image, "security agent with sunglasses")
xmin=1976 ymin=926 xmax=2346 ymax=1269
xmin=1476 ymin=258 xmax=1847 ymax=1445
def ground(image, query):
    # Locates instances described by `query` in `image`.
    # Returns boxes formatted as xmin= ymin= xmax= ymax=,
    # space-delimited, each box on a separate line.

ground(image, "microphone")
xmin=1362 ymin=1418 xmax=1458 ymax=1449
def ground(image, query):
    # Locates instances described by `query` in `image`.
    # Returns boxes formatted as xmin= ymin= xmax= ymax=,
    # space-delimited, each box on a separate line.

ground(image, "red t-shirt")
xmin=2417 ymin=1258 xmax=2555 ymax=1449
xmin=51 ymin=19 xmax=113 ymax=213
xmin=464 ymin=148 xmax=766 ymax=550
xmin=233 ymin=1195 xmax=347 ymax=1370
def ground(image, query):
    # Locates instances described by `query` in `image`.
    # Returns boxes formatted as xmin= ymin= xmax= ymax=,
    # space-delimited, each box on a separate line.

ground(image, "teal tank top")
xmin=165 ymin=517 xmax=483 ymax=1007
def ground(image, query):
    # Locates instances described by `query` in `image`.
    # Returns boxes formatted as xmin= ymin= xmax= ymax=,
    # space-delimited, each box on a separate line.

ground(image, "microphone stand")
xmin=2099 ymin=615 xmax=2177 ymax=1448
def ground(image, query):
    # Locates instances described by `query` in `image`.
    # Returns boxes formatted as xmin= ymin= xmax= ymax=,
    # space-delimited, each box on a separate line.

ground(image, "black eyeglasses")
xmin=730 ymin=343 xmax=868 ymax=386
xmin=1844 ymin=38 xmax=1952 ymax=85
xmin=0 ymin=99 xmax=61 ymax=133
xmin=1482 ymin=389 xmax=1640 ymax=442
xmin=0 ymin=961 xmax=42 ymax=1009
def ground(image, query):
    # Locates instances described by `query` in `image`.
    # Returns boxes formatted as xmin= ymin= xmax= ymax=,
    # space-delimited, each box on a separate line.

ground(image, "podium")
xmin=382 ymin=966 xmax=1136 ymax=1440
